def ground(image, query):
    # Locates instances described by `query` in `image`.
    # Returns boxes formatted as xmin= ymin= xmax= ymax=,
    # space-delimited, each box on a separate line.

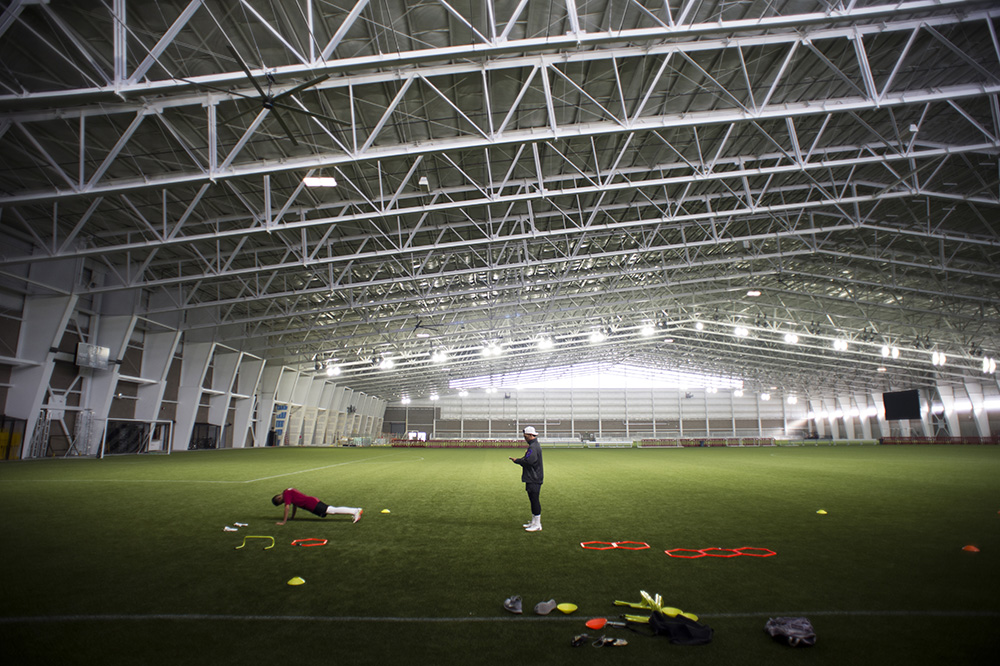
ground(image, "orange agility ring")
xmin=614 ymin=541 xmax=650 ymax=550
xmin=735 ymin=547 xmax=777 ymax=558
xmin=665 ymin=548 xmax=706 ymax=558
xmin=291 ymin=538 xmax=329 ymax=547
xmin=581 ymin=541 xmax=617 ymax=550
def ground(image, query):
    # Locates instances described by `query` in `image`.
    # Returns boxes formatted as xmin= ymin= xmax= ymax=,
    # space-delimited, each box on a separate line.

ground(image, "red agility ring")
xmin=701 ymin=547 xmax=742 ymax=558
xmin=291 ymin=538 xmax=328 ymax=547
xmin=580 ymin=541 xmax=617 ymax=550
xmin=613 ymin=541 xmax=650 ymax=550
xmin=665 ymin=548 xmax=706 ymax=558
xmin=735 ymin=547 xmax=777 ymax=557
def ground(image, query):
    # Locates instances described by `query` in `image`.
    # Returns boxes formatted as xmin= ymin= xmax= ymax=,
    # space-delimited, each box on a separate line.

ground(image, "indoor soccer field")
xmin=2 ymin=445 xmax=998 ymax=665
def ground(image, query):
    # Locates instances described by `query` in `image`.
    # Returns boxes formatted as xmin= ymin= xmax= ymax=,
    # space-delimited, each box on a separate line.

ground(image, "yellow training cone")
xmin=381 ymin=509 xmax=391 ymax=514
xmin=287 ymin=577 xmax=306 ymax=586
xmin=816 ymin=510 xmax=828 ymax=515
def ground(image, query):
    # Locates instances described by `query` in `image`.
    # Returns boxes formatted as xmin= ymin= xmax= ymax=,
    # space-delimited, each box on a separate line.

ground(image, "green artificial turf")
xmin=2 ymin=445 xmax=998 ymax=664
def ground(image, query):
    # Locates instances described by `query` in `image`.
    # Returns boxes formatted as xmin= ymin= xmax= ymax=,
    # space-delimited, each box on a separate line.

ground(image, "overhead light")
xmin=746 ymin=289 xmax=761 ymax=297
xmin=326 ymin=363 xmax=341 ymax=377
xmin=761 ymin=392 xmax=771 ymax=401
xmin=418 ymin=176 xmax=430 ymax=190
xmin=379 ymin=357 xmax=395 ymax=370
xmin=429 ymin=393 xmax=439 ymax=401
xmin=640 ymin=325 xmax=655 ymax=337
xmin=430 ymin=350 xmax=448 ymax=363
xmin=458 ymin=390 xmax=468 ymax=397
xmin=787 ymin=396 xmax=798 ymax=404
xmin=783 ymin=333 xmax=799 ymax=344
xmin=983 ymin=356 xmax=997 ymax=374
xmin=695 ymin=322 xmax=705 ymax=331
xmin=416 ymin=331 xmax=431 ymax=338
xmin=303 ymin=176 xmax=338 ymax=187
xmin=734 ymin=326 xmax=749 ymax=337
xmin=833 ymin=339 xmax=849 ymax=351
xmin=400 ymin=397 xmax=411 ymax=404
xmin=931 ymin=350 xmax=946 ymax=367
xmin=734 ymin=389 xmax=744 ymax=397
xmin=537 ymin=337 xmax=554 ymax=350
xmin=877 ymin=366 xmax=887 ymax=372
xmin=589 ymin=330 xmax=606 ymax=343
xmin=481 ymin=343 xmax=502 ymax=357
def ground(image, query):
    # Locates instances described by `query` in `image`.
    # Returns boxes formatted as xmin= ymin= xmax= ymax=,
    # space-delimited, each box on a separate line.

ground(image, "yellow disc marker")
xmin=381 ymin=509 xmax=391 ymax=514
xmin=287 ymin=577 xmax=306 ymax=586
xmin=816 ymin=510 xmax=828 ymax=514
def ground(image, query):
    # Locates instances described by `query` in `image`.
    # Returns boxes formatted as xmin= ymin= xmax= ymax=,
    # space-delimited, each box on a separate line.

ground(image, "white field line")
xmin=243 ymin=453 xmax=411 ymax=482
xmin=2 ymin=610 xmax=998 ymax=624
xmin=0 ymin=454 xmax=424 ymax=484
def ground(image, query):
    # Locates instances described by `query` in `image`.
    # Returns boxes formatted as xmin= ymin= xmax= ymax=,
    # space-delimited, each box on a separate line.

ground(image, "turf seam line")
xmin=3 ymin=610 xmax=999 ymax=624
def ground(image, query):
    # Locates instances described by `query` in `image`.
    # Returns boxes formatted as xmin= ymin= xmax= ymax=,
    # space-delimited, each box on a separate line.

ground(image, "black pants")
xmin=525 ymin=482 xmax=542 ymax=515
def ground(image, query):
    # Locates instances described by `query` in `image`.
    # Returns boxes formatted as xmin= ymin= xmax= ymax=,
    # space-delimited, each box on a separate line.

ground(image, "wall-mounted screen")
xmin=75 ymin=343 xmax=111 ymax=370
xmin=882 ymin=389 xmax=921 ymax=420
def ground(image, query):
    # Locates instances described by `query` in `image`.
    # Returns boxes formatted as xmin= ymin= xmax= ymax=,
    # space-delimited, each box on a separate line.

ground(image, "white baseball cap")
xmin=523 ymin=426 xmax=537 ymax=435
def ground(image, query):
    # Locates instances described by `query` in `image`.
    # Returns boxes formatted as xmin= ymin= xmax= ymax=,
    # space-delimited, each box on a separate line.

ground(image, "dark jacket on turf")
xmin=513 ymin=439 xmax=544 ymax=484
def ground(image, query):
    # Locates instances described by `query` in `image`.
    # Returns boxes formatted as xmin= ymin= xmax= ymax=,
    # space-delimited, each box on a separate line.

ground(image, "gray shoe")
xmin=503 ymin=595 xmax=522 ymax=614
xmin=534 ymin=599 xmax=557 ymax=615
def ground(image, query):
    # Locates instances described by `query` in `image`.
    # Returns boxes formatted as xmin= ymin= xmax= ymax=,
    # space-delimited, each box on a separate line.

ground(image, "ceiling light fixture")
xmin=734 ymin=326 xmax=749 ymax=337
xmin=482 ymin=343 xmax=502 ymax=357
xmin=303 ymin=176 xmax=338 ymax=187
xmin=833 ymin=339 xmax=849 ymax=351
xmin=746 ymin=289 xmax=761 ymax=297
xmin=640 ymin=325 xmax=655 ymax=337
xmin=931 ymin=350 xmax=947 ymax=367
xmin=783 ymin=333 xmax=799 ymax=344
xmin=983 ymin=356 xmax=997 ymax=374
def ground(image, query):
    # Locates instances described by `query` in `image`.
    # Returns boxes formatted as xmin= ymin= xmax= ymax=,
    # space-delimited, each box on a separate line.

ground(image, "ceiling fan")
xmin=215 ymin=44 xmax=348 ymax=145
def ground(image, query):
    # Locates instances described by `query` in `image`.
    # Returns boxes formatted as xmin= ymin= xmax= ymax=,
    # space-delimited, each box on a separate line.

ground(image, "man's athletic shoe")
xmin=353 ymin=509 xmax=363 ymax=524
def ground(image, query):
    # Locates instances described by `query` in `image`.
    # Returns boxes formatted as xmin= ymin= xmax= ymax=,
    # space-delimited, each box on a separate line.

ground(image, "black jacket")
xmin=514 ymin=438 xmax=544 ymax=484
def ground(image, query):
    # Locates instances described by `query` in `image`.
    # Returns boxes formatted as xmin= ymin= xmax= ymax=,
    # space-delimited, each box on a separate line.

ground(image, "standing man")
xmin=510 ymin=426 xmax=544 ymax=532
